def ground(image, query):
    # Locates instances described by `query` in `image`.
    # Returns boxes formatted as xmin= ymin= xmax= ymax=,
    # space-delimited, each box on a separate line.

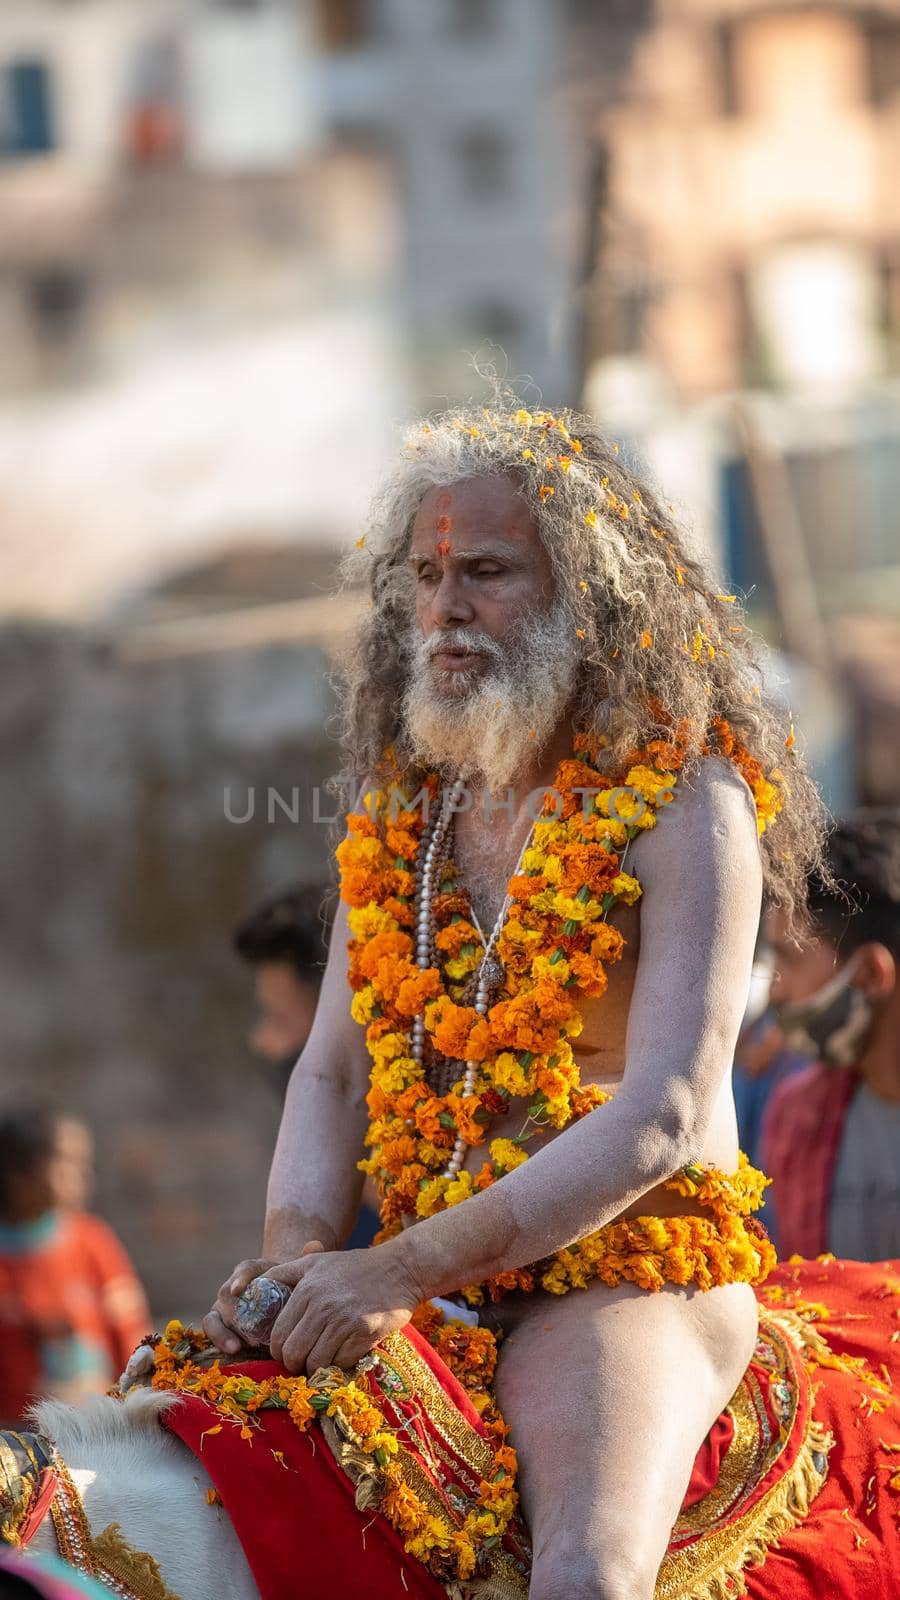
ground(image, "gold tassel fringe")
xmin=91 ymin=1522 xmax=184 ymax=1600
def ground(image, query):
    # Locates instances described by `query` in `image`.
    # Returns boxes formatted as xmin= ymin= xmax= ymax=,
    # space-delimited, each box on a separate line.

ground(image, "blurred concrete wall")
xmin=0 ymin=622 xmax=339 ymax=1320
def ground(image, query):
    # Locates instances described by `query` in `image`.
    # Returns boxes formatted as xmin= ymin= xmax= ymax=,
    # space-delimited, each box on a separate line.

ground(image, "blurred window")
xmin=445 ymin=0 xmax=502 ymax=40
xmin=732 ymin=11 xmax=865 ymax=120
xmin=0 ymin=59 xmax=55 ymax=158
xmin=457 ymin=125 xmax=511 ymax=202
xmin=747 ymin=240 xmax=882 ymax=390
xmin=867 ymin=18 xmax=900 ymax=105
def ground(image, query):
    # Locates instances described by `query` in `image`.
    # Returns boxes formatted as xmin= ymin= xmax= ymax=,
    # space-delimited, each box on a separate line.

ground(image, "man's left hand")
xmin=267 ymin=1240 xmax=423 ymax=1375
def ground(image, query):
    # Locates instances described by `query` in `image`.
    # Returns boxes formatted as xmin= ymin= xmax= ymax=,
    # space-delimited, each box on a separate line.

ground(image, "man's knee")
xmin=528 ymin=1545 xmax=656 ymax=1600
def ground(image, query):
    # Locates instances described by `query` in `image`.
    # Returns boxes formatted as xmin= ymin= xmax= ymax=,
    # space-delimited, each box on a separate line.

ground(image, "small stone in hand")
xmin=231 ymin=1276 xmax=294 ymax=1348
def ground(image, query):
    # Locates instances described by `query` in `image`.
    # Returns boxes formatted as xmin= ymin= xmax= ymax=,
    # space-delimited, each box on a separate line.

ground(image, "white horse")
xmin=27 ymin=1388 xmax=260 ymax=1600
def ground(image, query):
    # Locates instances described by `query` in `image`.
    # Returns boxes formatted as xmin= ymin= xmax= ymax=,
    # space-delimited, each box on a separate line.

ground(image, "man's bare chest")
xmin=450 ymin=809 xmax=537 ymax=934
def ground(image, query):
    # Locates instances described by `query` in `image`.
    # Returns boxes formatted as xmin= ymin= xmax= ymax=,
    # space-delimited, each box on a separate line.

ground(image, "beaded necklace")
xmin=412 ymin=787 xmax=537 ymax=1178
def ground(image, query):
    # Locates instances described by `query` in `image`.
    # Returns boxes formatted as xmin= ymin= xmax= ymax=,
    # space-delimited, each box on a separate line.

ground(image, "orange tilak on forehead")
xmin=434 ymin=493 xmax=453 ymax=554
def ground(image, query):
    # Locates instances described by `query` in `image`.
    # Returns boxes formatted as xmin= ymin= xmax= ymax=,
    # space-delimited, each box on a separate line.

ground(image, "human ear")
xmin=851 ymin=942 xmax=896 ymax=1000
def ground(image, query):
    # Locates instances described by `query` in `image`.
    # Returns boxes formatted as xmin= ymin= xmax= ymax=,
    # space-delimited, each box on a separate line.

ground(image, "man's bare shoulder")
xmin=629 ymin=753 xmax=763 ymax=894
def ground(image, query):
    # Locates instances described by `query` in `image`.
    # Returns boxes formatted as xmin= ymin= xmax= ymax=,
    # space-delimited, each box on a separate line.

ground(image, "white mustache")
xmin=417 ymin=629 xmax=508 ymax=668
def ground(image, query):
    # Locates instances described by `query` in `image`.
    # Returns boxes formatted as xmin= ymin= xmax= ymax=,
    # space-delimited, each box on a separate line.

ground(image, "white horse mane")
xmin=29 ymin=1388 xmax=183 ymax=1465
xmin=27 ymin=1387 xmax=261 ymax=1600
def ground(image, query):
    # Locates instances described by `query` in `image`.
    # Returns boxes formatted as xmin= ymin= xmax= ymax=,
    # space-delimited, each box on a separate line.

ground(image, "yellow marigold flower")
xmin=372 ymin=1055 xmax=421 ymax=1094
xmin=521 ymin=447 xmax=535 ymax=461
xmin=416 ymin=1176 xmax=450 ymax=1217
xmin=370 ymin=1030 xmax=409 ymax=1065
xmin=624 ymin=765 xmax=677 ymax=806
xmin=532 ymin=953 xmax=570 ymax=984
xmin=348 ymin=903 xmax=398 ymax=940
xmin=610 ymin=872 xmax=642 ymax=905
xmin=489 ymin=1138 xmax=528 ymax=1173
xmin=492 ymin=1051 xmax=532 ymax=1096
xmin=445 ymin=953 xmax=480 ymax=981
xmin=418 ymin=1141 xmax=448 ymax=1169
xmin=584 ymin=509 xmax=599 ymax=527
xmin=350 ymin=986 xmax=378 ymax=1025
xmin=444 ymin=1171 xmax=475 ymax=1207
xmin=542 ymin=855 xmax=563 ymax=884
xmin=550 ymin=893 xmax=601 ymax=923
xmin=521 ymin=846 xmax=547 ymax=873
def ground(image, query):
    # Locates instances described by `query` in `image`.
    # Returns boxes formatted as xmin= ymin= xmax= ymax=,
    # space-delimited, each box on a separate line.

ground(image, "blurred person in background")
xmin=233 ymin=885 xmax=379 ymax=1248
xmin=232 ymin=884 xmax=330 ymax=1090
xmin=761 ymin=809 xmax=900 ymax=1261
xmin=0 ymin=1107 xmax=149 ymax=1426
xmin=730 ymin=940 xmax=812 ymax=1248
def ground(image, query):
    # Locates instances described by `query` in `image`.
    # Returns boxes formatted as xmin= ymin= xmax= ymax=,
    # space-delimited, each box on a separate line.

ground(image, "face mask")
xmin=771 ymin=952 xmax=875 ymax=1068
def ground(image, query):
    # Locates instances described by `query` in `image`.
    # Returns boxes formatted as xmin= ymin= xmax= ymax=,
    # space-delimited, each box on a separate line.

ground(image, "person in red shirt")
xmin=0 ymin=1107 xmax=150 ymax=1426
xmin=761 ymin=808 xmax=900 ymax=1260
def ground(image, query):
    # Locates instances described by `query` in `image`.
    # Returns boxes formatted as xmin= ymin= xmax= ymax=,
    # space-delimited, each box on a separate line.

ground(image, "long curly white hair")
xmin=335 ymin=396 xmax=832 ymax=936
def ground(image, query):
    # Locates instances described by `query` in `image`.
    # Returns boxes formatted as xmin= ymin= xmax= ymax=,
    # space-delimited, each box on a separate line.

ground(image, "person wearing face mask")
xmin=760 ymin=808 xmax=900 ymax=1261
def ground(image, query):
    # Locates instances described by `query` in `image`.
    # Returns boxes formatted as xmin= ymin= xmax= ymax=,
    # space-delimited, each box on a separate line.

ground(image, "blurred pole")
xmin=732 ymin=399 xmax=834 ymax=682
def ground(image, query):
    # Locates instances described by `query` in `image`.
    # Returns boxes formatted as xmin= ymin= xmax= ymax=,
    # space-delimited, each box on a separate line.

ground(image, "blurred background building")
xmin=0 ymin=0 xmax=898 ymax=1317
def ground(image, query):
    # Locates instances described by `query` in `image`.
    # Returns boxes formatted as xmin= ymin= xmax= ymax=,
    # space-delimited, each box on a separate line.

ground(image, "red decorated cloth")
xmin=161 ymin=1261 xmax=900 ymax=1599
xmin=745 ymin=1258 xmax=900 ymax=1598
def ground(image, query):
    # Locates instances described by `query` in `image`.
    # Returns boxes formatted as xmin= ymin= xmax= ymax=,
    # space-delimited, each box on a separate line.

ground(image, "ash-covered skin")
xmin=202 ymin=447 xmax=795 ymax=1600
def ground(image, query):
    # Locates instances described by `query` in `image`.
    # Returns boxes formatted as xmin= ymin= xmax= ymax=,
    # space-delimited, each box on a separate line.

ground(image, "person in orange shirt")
xmin=0 ymin=1107 xmax=150 ymax=1426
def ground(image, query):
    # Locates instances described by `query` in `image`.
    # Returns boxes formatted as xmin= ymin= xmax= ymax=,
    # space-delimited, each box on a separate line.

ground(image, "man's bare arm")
xmin=395 ymin=758 xmax=763 ymax=1301
xmin=204 ymin=890 xmax=373 ymax=1351
xmin=264 ymin=891 xmax=372 ymax=1257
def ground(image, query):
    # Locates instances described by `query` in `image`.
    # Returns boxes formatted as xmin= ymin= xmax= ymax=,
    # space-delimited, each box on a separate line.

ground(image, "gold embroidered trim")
xmin=320 ymin=1332 xmax=529 ymax=1597
xmin=379 ymin=1330 xmax=496 ymax=1477
xmin=670 ymin=1318 xmax=799 ymax=1541
xmin=49 ymin=1452 xmax=184 ymax=1600
xmin=92 ymin=1522 xmax=185 ymax=1600
xmin=654 ymin=1318 xmax=832 ymax=1600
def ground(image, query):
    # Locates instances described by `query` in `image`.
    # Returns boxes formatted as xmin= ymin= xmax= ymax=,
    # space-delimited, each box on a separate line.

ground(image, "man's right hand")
xmin=203 ymin=1258 xmax=281 ymax=1355
xmin=203 ymin=1242 xmax=327 ymax=1356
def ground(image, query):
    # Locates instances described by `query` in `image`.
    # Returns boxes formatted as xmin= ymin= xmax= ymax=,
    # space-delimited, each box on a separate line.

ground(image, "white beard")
xmin=401 ymin=604 xmax=579 ymax=794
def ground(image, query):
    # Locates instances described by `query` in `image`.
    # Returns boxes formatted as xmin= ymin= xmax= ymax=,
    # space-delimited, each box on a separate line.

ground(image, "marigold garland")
xmin=339 ymin=717 xmax=781 ymax=1302
xmin=148 ymin=1317 xmax=518 ymax=1588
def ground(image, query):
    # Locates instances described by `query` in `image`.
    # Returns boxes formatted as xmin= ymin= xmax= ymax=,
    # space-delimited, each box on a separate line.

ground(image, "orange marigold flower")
xmin=413 ymin=1097 xmax=445 ymax=1140
xmin=590 ymin=924 xmax=625 ymax=963
xmin=426 ymin=1000 xmax=480 ymax=1059
xmin=384 ymin=826 xmax=419 ymax=859
xmin=395 ymin=969 xmax=443 ymax=1017
xmin=453 ymin=1096 xmax=489 ymax=1145
xmin=568 ymin=950 xmax=609 ymax=997
xmin=357 ymin=930 xmax=413 ymax=979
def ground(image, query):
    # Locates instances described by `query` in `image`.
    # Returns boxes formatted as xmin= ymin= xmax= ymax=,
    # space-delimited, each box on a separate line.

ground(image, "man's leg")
xmin=490 ymin=1279 xmax=759 ymax=1600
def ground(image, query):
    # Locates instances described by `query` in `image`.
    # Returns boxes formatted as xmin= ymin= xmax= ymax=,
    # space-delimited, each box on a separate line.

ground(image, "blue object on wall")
xmin=2 ymin=59 xmax=55 ymax=156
